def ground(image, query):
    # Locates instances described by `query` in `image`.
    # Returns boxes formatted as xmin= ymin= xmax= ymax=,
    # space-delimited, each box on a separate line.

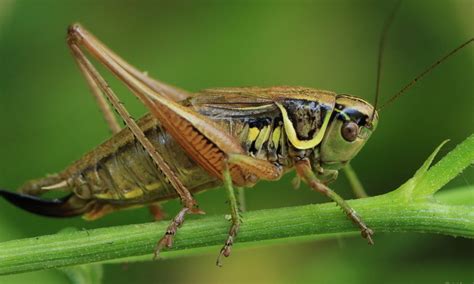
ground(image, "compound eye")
xmin=341 ymin=121 xmax=359 ymax=142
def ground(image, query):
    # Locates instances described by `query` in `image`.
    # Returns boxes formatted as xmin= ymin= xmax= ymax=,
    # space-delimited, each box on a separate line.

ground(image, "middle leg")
xmin=216 ymin=162 xmax=241 ymax=267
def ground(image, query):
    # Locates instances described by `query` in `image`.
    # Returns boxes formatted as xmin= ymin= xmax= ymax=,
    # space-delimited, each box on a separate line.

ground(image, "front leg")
xmin=295 ymin=159 xmax=374 ymax=244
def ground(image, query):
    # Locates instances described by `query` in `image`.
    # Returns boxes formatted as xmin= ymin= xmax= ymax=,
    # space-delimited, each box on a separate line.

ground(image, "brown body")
xmin=21 ymin=87 xmax=339 ymax=210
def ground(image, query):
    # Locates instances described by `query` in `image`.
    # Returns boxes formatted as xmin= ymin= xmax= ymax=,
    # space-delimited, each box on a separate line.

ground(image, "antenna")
xmin=378 ymin=37 xmax=473 ymax=111
xmin=371 ymin=1 xmax=402 ymax=123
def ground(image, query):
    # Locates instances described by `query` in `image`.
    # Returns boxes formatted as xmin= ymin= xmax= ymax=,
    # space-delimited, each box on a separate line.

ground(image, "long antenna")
xmin=371 ymin=1 xmax=402 ymax=122
xmin=379 ymin=37 xmax=473 ymax=111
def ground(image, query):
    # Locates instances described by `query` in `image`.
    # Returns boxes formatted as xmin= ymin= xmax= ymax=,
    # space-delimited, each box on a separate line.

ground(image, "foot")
xmin=153 ymin=207 xmax=188 ymax=260
xmin=347 ymin=208 xmax=374 ymax=245
xmin=153 ymin=206 xmax=205 ymax=259
xmin=216 ymin=223 xmax=240 ymax=267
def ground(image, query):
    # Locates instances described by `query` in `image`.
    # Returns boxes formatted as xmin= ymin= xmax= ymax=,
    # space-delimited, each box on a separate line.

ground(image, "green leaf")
xmin=416 ymin=134 xmax=474 ymax=196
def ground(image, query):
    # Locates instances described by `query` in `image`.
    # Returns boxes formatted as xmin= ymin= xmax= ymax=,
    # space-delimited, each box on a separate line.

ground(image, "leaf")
xmin=416 ymin=134 xmax=474 ymax=196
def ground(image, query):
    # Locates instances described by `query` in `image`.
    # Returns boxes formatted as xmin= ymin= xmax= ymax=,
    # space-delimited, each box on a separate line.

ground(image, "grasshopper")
xmin=0 ymin=10 xmax=472 ymax=266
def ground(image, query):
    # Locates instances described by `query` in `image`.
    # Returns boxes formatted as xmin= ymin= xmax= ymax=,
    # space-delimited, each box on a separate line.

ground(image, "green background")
xmin=0 ymin=0 xmax=472 ymax=283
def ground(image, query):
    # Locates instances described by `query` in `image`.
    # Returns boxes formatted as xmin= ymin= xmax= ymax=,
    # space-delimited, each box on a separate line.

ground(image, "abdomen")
xmin=64 ymin=114 xmax=220 ymax=205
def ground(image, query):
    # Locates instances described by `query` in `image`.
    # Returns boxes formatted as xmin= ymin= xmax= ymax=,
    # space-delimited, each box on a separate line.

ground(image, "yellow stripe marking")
xmin=271 ymin=126 xmax=281 ymax=148
xmin=95 ymin=182 xmax=161 ymax=200
xmin=247 ymin=127 xmax=260 ymax=143
xmin=123 ymin=188 xmax=144 ymax=199
xmin=276 ymin=102 xmax=334 ymax=150
xmin=255 ymin=125 xmax=271 ymax=150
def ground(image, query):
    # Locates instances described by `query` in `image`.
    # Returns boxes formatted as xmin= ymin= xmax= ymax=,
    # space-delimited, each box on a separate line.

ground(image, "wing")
xmin=187 ymin=87 xmax=279 ymax=118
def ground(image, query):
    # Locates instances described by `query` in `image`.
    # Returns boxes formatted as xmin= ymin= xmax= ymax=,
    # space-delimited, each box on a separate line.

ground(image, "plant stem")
xmin=0 ymin=186 xmax=471 ymax=275
xmin=0 ymin=134 xmax=472 ymax=275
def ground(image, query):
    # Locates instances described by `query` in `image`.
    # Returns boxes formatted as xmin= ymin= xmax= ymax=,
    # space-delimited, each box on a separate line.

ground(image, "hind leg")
xmin=67 ymin=25 xmax=206 ymax=260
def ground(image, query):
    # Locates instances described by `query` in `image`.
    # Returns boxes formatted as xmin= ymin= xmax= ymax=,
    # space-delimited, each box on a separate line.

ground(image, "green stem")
xmin=0 ymin=187 xmax=472 ymax=275
xmin=0 ymin=134 xmax=472 ymax=275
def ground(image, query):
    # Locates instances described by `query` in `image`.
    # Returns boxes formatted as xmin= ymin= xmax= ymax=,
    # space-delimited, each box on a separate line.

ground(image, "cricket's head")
xmin=318 ymin=95 xmax=378 ymax=170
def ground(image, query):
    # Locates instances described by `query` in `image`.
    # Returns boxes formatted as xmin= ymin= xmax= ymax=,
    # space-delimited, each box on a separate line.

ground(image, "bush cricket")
xmin=0 ymin=6 xmax=472 ymax=266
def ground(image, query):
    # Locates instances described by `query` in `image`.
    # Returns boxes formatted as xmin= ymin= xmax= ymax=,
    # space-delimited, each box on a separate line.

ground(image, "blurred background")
xmin=0 ymin=0 xmax=473 ymax=283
